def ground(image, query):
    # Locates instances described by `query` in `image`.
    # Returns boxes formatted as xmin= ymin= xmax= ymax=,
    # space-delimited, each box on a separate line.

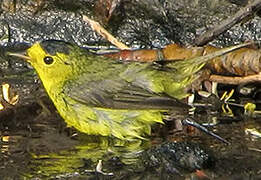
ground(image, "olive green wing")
xmin=63 ymin=77 xmax=190 ymax=110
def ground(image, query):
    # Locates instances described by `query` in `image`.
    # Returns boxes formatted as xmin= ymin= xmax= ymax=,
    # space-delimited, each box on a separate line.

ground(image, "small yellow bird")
xmin=9 ymin=40 xmax=254 ymax=140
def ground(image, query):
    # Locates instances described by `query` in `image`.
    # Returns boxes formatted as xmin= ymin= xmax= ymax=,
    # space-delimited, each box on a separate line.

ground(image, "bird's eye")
xmin=43 ymin=56 xmax=54 ymax=65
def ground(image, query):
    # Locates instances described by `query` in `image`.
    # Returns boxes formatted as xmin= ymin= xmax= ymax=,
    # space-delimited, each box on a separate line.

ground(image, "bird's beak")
xmin=6 ymin=51 xmax=31 ymax=61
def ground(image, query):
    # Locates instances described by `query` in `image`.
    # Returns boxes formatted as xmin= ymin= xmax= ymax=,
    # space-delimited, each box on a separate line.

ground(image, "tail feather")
xmin=187 ymin=41 xmax=258 ymax=65
xmin=169 ymin=41 xmax=260 ymax=78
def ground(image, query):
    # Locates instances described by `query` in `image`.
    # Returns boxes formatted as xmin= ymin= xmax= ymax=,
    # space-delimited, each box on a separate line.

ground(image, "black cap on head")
xmin=40 ymin=40 xmax=72 ymax=56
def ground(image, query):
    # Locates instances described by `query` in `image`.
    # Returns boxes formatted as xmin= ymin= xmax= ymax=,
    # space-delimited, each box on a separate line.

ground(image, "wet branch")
xmin=209 ymin=73 xmax=261 ymax=84
xmin=194 ymin=0 xmax=261 ymax=46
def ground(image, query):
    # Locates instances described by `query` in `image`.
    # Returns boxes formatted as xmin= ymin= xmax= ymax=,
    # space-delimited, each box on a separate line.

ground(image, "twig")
xmin=194 ymin=0 xmax=261 ymax=46
xmin=96 ymin=160 xmax=114 ymax=176
xmin=248 ymin=147 xmax=261 ymax=153
xmin=209 ymin=73 xmax=261 ymax=84
xmin=82 ymin=15 xmax=130 ymax=50
xmin=182 ymin=117 xmax=230 ymax=144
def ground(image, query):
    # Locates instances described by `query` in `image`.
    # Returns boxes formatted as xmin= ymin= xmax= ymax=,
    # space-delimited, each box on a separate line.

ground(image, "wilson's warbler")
xmin=9 ymin=40 xmax=253 ymax=140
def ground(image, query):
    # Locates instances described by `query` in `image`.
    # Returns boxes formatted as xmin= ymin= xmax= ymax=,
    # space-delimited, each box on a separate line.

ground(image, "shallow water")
xmin=0 ymin=95 xmax=261 ymax=180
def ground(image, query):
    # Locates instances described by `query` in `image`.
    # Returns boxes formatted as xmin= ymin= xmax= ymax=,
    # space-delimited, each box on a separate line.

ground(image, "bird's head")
xmin=8 ymin=40 xmax=80 ymax=92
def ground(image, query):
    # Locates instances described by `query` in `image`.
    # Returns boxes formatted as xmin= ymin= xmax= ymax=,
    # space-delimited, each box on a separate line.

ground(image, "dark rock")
xmin=141 ymin=141 xmax=214 ymax=173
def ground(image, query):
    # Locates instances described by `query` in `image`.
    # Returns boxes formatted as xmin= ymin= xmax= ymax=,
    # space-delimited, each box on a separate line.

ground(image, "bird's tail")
xmin=187 ymin=41 xmax=260 ymax=65
xmin=169 ymin=41 xmax=260 ymax=78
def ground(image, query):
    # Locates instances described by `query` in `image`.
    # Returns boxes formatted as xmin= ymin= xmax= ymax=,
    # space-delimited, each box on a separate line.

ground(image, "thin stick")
xmin=209 ymin=73 xmax=261 ymax=84
xmin=82 ymin=15 xmax=130 ymax=50
xmin=195 ymin=0 xmax=261 ymax=46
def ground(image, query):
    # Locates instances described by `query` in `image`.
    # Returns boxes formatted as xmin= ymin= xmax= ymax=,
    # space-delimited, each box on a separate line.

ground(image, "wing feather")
xmin=64 ymin=75 xmax=190 ymax=110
